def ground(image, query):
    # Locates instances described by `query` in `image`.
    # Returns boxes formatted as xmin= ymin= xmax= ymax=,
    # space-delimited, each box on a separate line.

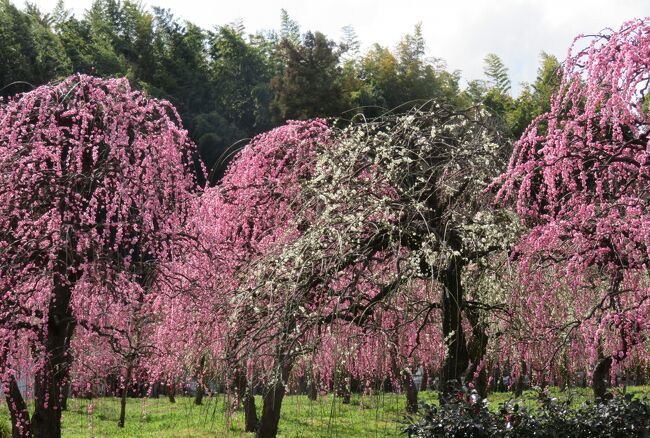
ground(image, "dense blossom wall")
xmin=0 ymin=74 xmax=199 ymax=436
xmin=494 ymin=18 xmax=650 ymax=388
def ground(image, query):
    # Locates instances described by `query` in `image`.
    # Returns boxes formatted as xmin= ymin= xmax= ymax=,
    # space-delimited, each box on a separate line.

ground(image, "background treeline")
xmin=0 ymin=0 xmax=560 ymax=182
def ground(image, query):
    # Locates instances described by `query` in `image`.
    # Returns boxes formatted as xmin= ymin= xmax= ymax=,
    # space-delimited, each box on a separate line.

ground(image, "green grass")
xmin=1 ymin=387 xmax=649 ymax=437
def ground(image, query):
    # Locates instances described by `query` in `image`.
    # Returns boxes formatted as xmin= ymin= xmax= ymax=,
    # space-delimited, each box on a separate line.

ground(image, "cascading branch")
xmin=494 ymin=18 xmax=650 ymax=398
xmin=0 ymin=74 xmax=199 ymax=438
xmin=240 ymin=104 xmax=516 ymax=413
xmin=153 ymin=119 xmax=332 ymax=437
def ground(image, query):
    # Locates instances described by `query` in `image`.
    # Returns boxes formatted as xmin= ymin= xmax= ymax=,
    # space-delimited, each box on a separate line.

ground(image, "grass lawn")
xmin=1 ymin=386 xmax=649 ymax=437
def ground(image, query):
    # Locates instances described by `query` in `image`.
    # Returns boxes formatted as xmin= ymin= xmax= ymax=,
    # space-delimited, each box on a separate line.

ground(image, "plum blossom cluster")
xmin=4 ymin=17 xmax=650 ymax=438
xmin=494 ymin=18 xmax=650 ymax=397
xmin=0 ymin=74 xmax=199 ymax=436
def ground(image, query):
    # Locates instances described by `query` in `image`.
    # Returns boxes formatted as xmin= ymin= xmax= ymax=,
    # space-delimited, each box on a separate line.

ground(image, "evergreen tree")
xmin=270 ymin=31 xmax=345 ymax=121
xmin=0 ymin=0 xmax=71 ymax=96
xmin=340 ymin=24 xmax=360 ymax=61
xmin=483 ymin=53 xmax=511 ymax=94
xmin=279 ymin=8 xmax=300 ymax=45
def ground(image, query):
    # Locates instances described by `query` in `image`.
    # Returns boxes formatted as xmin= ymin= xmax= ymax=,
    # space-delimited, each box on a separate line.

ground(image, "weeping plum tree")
xmin=0 ymin=74 xmax=199 ymax=438
xmin=240 ymin=103 xmax=516 ymax=428
xmin=159 ymin=106 xmax=512 ymax=437
xmin=70 ymin=284 xmax=159 ymax=429
xmin=494 ymin=19 xmax=650 ymax=400
xmin=155 ymin=119 xmax=333 ymax=436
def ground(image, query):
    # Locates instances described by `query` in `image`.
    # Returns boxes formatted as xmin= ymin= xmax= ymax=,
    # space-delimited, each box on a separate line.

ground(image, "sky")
xmin=24 ymin=0 xmax=650 ymax=95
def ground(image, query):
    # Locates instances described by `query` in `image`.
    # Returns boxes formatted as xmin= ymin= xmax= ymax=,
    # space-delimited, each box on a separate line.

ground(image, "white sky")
xmin=24 ymin=0 xmax=650 ymax=95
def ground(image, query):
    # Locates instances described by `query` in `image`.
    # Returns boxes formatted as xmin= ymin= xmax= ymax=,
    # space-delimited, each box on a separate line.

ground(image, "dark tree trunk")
xmin=307 ymin=371 xmax=318 ymax=401
xmin=513 ymin=361 xmax=527 ymax=397
xmin=342 ymin=388 xmax=351 ymax=404
xmin=234 ymin=369 xmax=258 ymax=432
xmin=465 ymin=307 xmax=489 ymax=398
xmin=439 ymin=256 xmax=469 ymax=396
xmin=592 ymin=273 xmax=627 ymax=402
xmin=401 ymin=371 xmax=418 ymax=414
xmin=388 ymin=344 xmax=418 ymax=413
xmin=593 ymin=356 xmax=613 ymax=401
xmin=61 ymin=381 xmax=70 ymax=411
xmin=256 ymin=363 xmax=291 ymax=438
xmin=243 ymin=389 xmax=258 ymax=433
xmin=335 ymin=368 xmax=351 ymax=404
xmin=31 ymin=273 xmax=76 ymax=438
xmin=118 ymin=365 xmax=133 ymax=428
xmin=6 ymin=376 xmax=31 ymax=438
xmin=168 ymin=383 xmax=176 ymax=404
xmin=194 ymin=384 xmax=204 ymax=405
xmin=194 ymin=356 xmax=206 ymax=405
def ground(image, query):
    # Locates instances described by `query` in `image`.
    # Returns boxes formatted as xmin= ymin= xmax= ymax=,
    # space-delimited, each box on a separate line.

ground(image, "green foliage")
xmin=0 ymin=0 xmax=71 ymax=96
xmin=210 ymin=25 xmax=273 ymax=131
xmin=340 ymin=25 xmax=360 ymax=61
xmin=483 ymin=53 xmax=511 ymax=94
xmin=0 ymin=0 xmax=560 ymax=180
xmin=280 ymin=8 xmax=300 ymax=45
xmin=406 ymin=387 xmax=650 ymax=438
xmin=507 ymin=52 xmax=561 ymax=137
xmin=0 ymin=419 xmax=9 ymax=438
xmin=271 ymin=30 xmax=345 ymax=121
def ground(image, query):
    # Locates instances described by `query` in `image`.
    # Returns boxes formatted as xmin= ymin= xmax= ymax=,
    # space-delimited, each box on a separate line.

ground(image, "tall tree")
xmin=340 ymin=25 xmax=360 ymax=61
xmin=279 ymin=8 xmax=300 ymax=45
xmin=0 ymin=0 xmax=71 ymax=96
xmin=270 ymin=31 xmax=345 ymax=121
xmin=507 ymin=52 xmax=561 ymax=138
xmin=495 ymin=19 xmax=650 ymax=400
xmin=0 ymin=75 xmax=199 ymax=438
xmin=209 ymin=25 xmax=273 ymax=136
xmin=483 ymin=53 xmax=511 ymax=95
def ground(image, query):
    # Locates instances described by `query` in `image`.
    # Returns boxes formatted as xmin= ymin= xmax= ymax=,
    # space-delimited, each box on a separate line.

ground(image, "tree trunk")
xmin=401 ymin=371 xmax=418 ymax=414
xmin=592 ymin=273 xmax=627 ymax=402
xmin=194 ymin=384 xmax=204 ymax=405
xmin=439 ymin=256 xmax=469 ymax=396
xmin=31 ymin=273 xmax=76 ymax=438
xmin=61 ymin=381 xmax=70 ymax=411
xmin=592 ymin=356 xmax=612 ymax=401
xmin=256 ymin=363 xmax=291 ymax=438
xmin=168 ymin=383 xmax=176 ymax=403
xmin=335 ymin=368 xmax=351 ymax=404
xmin=513 ymin=361 xmax=527 ymax=397
xmin=307 ymin=364 xmax=318 ymax=401
xmin=464 ymin=307 xmax=489 ymax=398
xmin=6 ymin=376 xmax=31 ymax=438
xmin=243 ymin=389 xmax=258 ymax=433
xmin=307 ymin=373 xmax=318 ymax=401
xmin=234 ymin=369 xmax=258 ymax=432
xmin=118 ymin=365 xmax=133 ymax=428
xmin=194 ymin=356 xmax=206 ymax=405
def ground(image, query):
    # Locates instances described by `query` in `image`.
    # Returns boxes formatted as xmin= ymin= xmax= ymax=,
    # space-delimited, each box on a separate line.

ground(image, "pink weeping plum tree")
xmin=494 ymin=19 xmax=650 ymax=399
xmin=0 ymin=74 xmax=200 ymax=438
xmin=154 ymin=119 xmax=333 ymax=437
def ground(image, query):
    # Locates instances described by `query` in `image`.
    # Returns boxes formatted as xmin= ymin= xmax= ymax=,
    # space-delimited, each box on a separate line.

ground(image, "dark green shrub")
xmin=405 ymin=386 xmax=650 ymax=438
